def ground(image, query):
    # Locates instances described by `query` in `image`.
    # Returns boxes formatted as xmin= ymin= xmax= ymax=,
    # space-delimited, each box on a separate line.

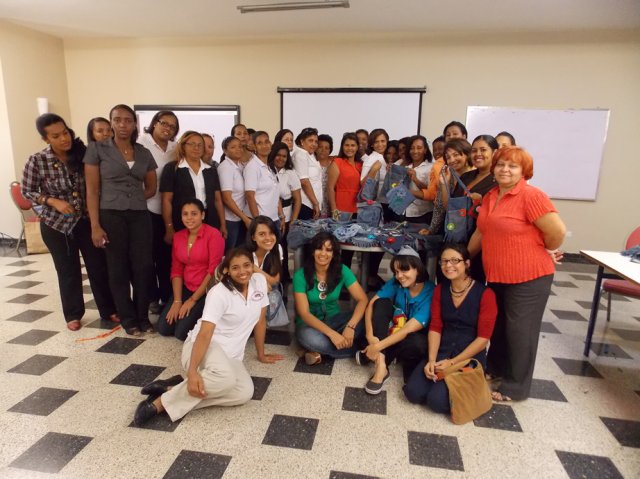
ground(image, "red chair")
xmin=9 ymin=181 xmax=42 ymax=254
xmin=602 ymin=226 xmax=640 ymax=322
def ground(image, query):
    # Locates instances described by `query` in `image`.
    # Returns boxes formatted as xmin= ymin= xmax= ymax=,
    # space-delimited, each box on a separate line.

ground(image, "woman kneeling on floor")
xmin=134 ymin=247 xmax=284 ymax=426
xmin=356 ymin=246 xmax=435 ymax=395
xmin=293 ymin=231 xmax=368 ymax=365
xmin=403 ymin=244 xmax=497 ymax=413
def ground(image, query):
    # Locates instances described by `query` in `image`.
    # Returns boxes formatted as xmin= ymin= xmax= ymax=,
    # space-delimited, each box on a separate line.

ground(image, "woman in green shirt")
xmin=293 ymin=231 xmax=368 ymax=365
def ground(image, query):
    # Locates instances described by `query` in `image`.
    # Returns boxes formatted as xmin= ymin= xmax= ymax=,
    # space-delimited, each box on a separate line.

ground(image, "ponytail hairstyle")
xmin=35 ymin=113 xmax=86 ymax=174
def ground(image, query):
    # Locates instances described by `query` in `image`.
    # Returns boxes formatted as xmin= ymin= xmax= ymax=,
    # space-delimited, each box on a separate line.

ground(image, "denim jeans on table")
xmin=296 ymin=311 xmax=364 ymax=359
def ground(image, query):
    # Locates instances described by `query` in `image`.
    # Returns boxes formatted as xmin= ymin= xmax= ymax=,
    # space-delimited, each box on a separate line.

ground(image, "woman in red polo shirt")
xmin=468 ymin=146 xmax=566 ymax=402
xmin=157 ymin=198 xmax=225 ymax=340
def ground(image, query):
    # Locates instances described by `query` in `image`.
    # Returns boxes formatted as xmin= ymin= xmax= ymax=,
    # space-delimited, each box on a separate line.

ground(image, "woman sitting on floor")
xmin=403 ymin=244 xmax=497 ymax=413
xmin=134 ymin=247 xmax=284 ymax=426
xmin=293 ymin=231 xmax=368 ymax=365
xmin=356 ymin=246 xmax=435 ymax=395
xmin=157 ymin=198 xmax=225 ymax=340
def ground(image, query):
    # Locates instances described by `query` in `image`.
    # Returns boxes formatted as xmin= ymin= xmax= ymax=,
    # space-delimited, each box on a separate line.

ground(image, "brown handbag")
xmin=442 ymin=358 xmax=493 ymax=425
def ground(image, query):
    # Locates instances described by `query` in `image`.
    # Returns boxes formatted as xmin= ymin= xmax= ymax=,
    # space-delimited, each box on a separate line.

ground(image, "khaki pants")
xmin=161 ymin=340 xmax=254 ymax=422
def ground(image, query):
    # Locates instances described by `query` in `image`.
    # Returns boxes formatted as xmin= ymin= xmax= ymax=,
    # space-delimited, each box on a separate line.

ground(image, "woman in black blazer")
xmin=160 ymin=131 xmax=227 ymax=242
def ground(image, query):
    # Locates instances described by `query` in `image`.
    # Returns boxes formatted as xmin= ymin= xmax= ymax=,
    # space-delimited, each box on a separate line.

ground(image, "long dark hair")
xmin=219 ymin=247 xmax=254 ymax=292
xmin=338 ymin=132 xmax=364 ymax=162
xmin=35 ymin=113 xmax=86 ymax=174
xmin=303 ymin=232 xmax=342 ymax=292
xmin=268 ymin=142 xmax=293 ymax=171
xmin=246 ymin=216 xmax=282 ymax=277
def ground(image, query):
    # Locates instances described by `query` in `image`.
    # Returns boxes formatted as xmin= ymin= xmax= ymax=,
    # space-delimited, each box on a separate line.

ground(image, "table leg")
xmin=583 ymin=265 xmax=604 ymax=357
xmin=360 ymin=252 xmax=370 ymax=291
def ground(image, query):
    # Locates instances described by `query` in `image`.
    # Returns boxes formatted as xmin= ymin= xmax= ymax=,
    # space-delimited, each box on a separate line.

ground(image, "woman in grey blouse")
xmin=84 ymin=104 xmax=158 ymax=336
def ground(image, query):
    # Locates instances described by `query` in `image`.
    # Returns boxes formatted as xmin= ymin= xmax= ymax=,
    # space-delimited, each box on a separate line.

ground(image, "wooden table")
xmin=579 ymin=250 xmax=640 ymax=357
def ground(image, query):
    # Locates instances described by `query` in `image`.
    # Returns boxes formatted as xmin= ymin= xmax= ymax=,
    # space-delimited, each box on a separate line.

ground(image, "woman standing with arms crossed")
xmin=22 ymin=114 xmax=118 ymax=331
xmin=468 ymin=146 xmax=565 ymax=401
xmin=84 ymin=104 xmax=157 ymax=336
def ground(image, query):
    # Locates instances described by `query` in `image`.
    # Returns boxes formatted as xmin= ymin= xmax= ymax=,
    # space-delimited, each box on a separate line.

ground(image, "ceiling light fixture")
xmin=238 ymin=1 xmax=349 ymax=14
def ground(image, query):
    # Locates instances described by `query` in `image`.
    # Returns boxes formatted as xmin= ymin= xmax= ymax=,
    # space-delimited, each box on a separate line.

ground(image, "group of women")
xmin=22 ymin=107 xmax=565 ymax=425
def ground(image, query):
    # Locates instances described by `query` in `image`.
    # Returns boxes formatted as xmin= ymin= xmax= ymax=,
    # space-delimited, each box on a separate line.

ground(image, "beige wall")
xmin=0 ymin=21 xmax=71 ymax=237
xmin=60 ymin=31 xmax=640 ymax=252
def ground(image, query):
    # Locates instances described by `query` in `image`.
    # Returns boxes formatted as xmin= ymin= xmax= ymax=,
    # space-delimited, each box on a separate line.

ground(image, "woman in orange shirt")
xmin=468 ymin=147 xmax=566 ymax=402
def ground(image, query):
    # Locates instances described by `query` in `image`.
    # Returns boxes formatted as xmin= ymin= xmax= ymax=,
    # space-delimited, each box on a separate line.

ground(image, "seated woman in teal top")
xmin=356 ymin=246 xmax=435 ymax=395
xmin=293 ymin=231 xmax=368 ymax=365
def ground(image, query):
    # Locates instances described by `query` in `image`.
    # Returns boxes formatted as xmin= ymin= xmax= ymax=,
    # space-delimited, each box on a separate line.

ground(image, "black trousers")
xmin=149 ymin=212 xmax=172 ymax=304
xmin=359 ymin=298 xmax=428 ymax=382
xmin=298 ymin=204 xmax=314 ymax=220
xmin=40 ymin=218 xmax=116 ymax=323
xmin=100 ymin=209 xmax=153 ymax=329
xmin=487 ymin=274 xmax=553 ymax=400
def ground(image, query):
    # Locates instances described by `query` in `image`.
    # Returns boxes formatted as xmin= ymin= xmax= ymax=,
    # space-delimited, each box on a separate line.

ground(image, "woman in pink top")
xmin=158 ymin=198 xmax=225 ymax=340
xmin=468 ymin=147 xmax=566 ymax=401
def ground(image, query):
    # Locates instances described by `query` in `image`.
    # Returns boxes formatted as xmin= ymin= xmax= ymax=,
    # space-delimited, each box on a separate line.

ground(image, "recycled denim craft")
xmin=380 ymin=163 xmax=410 ymax=199
xmin=356 ymin=201 xmax=383 ymax=228
xmin=387 ymin=182 xmax=415 ymax=215
xmin=442 ymin=168 xmax=475 ymax=244
xmin=357 ymin=177 xmax=378 ymax=202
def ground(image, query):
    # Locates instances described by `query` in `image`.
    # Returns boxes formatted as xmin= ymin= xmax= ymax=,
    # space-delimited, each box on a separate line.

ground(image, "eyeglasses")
xmin=185 ymin=142 xmax=203 ymax=149
xmin=157 ymin=120 xmax=177 ymax=131
xmin=439 ymin=258 xmax=464 ymax=266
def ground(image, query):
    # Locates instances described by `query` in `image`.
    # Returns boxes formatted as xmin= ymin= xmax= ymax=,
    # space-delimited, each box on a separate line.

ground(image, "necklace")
xmin=450 ymin=277 xmax=473 ymax=298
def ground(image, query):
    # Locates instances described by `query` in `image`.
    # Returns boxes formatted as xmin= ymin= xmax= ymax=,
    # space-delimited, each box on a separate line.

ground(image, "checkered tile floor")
xmin=0 ymin=244 xmax=638 ymax=478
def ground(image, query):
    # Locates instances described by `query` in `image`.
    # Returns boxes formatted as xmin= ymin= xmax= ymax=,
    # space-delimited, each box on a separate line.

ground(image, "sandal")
xmin=304 ymin=351 xmax=322 ymax=366
xmin=109 ymin=313 xmax=121 ymax=323
xmin=66 ymin=320 xmax=82 ymax=331
xmin=491 ymin=391 xmax=512 ymax=402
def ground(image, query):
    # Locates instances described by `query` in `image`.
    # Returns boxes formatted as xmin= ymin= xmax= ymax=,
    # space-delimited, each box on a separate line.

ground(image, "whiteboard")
xmin=466 ymin=106 xmax=610 ymax=201
xmin=280 ymin=88 xmax=425 ymax=155
xmin=134 ymin=105 xmax=240 ymax=162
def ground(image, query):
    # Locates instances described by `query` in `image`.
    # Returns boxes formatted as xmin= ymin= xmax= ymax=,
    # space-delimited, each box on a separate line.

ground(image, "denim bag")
xmin=356 ymin=201 xmax=382 ymax=228
xmin=387 ymin=182 xmax=415 ymax=215
xmin=380 ymin=163 xmax=410 ymax=198
xmin=357 ymin=177 xmax=378 ymax=202
xmin=442 ymin=168 xmax=475 ymax=244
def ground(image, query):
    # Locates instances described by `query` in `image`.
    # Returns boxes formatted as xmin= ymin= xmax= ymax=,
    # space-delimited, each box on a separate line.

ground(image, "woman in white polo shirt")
xmin=292 ymin=127 xmax=321 ymax=220
xmin=244 ymin=131 xmax=285 ymax=234
xmin=218 ymin=136 xmax=251 ymax=252
xmin=134 ymin=247 xmax=284 ymax=426
xmin=405 ymin=135 xmax=434 ymax=225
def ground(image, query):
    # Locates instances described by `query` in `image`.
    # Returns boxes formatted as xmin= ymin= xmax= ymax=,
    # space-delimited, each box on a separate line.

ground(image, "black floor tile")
xmin=110 ymin=364 xmax=165 ymax=387
xmin=556 ymin=450 xmax=623 ymax=479
xmin=5 ymin=309 xmax=52 ymax=323
xmin=293 ymin=356 xmax=335 ymax=376
xmin=8 ymin=354 xmax=67 ymax=375
xmin=163 ymin=450 xmax=232 ymax=479
xmin=9 ymin=432 xmax=92 ymax=473
xmin=473 ymin=404 xmax=523 ymax=432
xmin=407 ymin=431 xmax=464 ymax=471
xmin=262 ymin=414 xmax=319 ymax=450
xmin=330 ymin=472 xmax=379 ymax=479
xmin=552 ymin=358 xmax=603 ymax=378
xmin=7 ymin=329 xmax=58 ymax=346
xmin=86 ymin=318 xmax=121 ymax=329
xmin=251 ymin=376 xmax=272 ymax=400
xmin=529 ymin=379 xmax=568 ymax=402
xmin=6 ymin=260 xmax=36 ymax=267
xmin=570 ymin=274 xmax=595 ymax=281
xmin=8 ymin=387 xmax=78 ymax=416
xmin=5 ymin=269 xmax=38 ymax=277
xmin=575 ymin=300 xmax=606 ymax=311
xmin=342 ymin=386 xmax=386 ymax=415
xmin=129 ymin=412 xmax=183 ymax=432
xmin=611 ymin=328 xmax=640 ymax=342
xmin=84 ymin=299 xmax=97 ymax=310
xmin=552 ymin=280 xmax=578 ymax=288
xmin=540 ymin=321 xmax=561 ymax=334
xmin=96 ymin=337 xmax=145 ymax=355
xmin=7 ymin=280 xmax=42 ymax=289
xmin=589 ymin=342 xmax=633 ymax=359
xmin=81 ymin=273 xmax=88 ymax=282
xmin=264 ymin=329 xmax=292 ymax=346
xmin=600 ymin=417 xmax=640 ymax=448
xmin=8 ymin=293 xmax=47 ymax=304
xmin=551 ymin=309 xmax=587 ymax=322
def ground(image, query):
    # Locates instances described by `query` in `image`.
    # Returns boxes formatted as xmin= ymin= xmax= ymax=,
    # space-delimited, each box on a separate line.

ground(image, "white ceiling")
xmin=0 ymin=0 xmax=639 ymax=39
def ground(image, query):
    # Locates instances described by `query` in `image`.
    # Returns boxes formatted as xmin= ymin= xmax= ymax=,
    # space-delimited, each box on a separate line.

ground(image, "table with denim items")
xmin=288 ymin=219 xmax=443 ymax=290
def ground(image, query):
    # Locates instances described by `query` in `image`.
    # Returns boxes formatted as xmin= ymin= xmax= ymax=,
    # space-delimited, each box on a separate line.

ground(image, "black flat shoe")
xmin=123 ymin=325 xmax=141 ymax=336
xmin=134 ymin=399 xmax=159 ymax=426
xmin=141 ymin=375 xmax=184 ymax=396
xmin=139 ymin=321 xmax=155 ymax=333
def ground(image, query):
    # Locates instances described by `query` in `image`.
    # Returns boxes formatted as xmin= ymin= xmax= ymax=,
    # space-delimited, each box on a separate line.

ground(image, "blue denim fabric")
xmin=380 ymin=164 xmax=410 ymax=198
xmin=357 ymin=177 xmax=378 ymax=202
xmin=333 ymin=223 xmax=365 ymax=242
xmin=356 ymin=202 xmax=382 ymax=227
xmin=387 ymin=183 xmax=415 ymax=215
xmin=295 ymin=311 xmax=364 ymax=358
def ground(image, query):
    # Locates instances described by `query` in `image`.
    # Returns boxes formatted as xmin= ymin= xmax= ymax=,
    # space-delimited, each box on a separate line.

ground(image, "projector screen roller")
xmin=280 ymin=88 xmax=425 ymax=154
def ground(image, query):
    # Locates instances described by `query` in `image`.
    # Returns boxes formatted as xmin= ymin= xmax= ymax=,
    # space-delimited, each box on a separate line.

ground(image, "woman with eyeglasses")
xmin=355 ymin=246 xmax=435 ymax=395
xmin=274 ymin=129 xmax=294 ymax=153
xmin=160 ymin=131 xmax=227 ymax=240
xmin=403 ymin=244 xmax=497 ymax=414
xmin=468 ymin=147 xmax=566 ymax=402
xmin=22 ymin=114 xmax=119 ymax=331
xmin=84 ymin=104 xmax=157 ymax=336
xmin=292 ymin=127 xmax=322 ymax=220
xmin=293 ymin=232 xmax=368 ymax=366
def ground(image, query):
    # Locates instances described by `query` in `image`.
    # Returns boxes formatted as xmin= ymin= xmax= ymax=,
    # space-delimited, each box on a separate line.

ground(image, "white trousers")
xmin=161 ymin=340 xmax=254 ymax=422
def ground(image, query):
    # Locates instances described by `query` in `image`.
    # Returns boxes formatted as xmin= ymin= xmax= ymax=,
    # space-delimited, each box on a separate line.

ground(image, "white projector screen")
xmin=280 ymin=88 xmax=425 ymax=154
xmin=134 ymin=105 xmax=240 ymax=162
xmin=466 ymin=106 xmax=610 ymax=201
